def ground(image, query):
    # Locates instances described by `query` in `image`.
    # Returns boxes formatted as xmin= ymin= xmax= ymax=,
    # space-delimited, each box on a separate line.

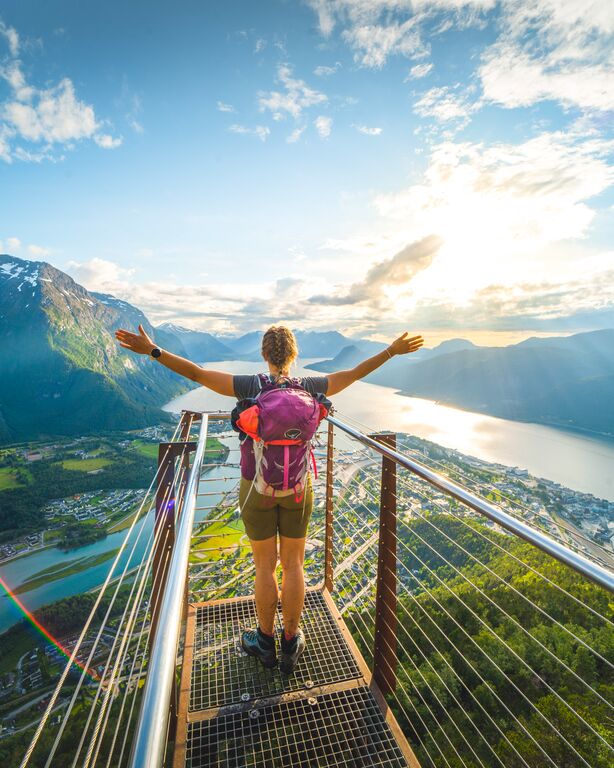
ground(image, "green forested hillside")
xmin=0 ymin=256 xmax=195 ymax=445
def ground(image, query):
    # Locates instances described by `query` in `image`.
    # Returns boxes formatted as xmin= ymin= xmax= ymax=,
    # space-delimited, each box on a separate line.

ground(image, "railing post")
xmin=370 ymin=432 xmax=397 ymax=697
xmin=324 ymin=420 xmax=335 ymax=592
xmin=151 ymin=412 xmax=197 ymax=645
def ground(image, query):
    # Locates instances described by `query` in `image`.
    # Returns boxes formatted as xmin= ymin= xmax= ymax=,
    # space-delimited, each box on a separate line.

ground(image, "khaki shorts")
xmin=239 ymin=474 xmax=314 ymax=541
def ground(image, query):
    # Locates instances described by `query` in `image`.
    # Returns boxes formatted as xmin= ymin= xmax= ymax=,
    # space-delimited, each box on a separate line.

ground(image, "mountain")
xmin=366 ymin=329 xmax=614 ymax=434
xmin=305 ymin=344 xmax=374 ymax=373
xmin=0 ymin=256 xmax=195 ymax=444
xmin=307 ymin=338 xmax=477 ymax=374
xmin=215 ymin=328 xmax=374 ymax=361
xmin=156 ymin=322 xmax=234 ymax=361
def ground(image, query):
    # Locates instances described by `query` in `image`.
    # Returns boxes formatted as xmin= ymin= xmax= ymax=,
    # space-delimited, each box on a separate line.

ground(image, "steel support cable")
xmin=346 ymin=605 xmax=442 ymax=768
xmin=328 ymin=498 xmax=507 ymax=766
xmin=337 ymin=410 xmax=610 ymax=562
xmin=352 ymin=474 xmax=612 ymax=761
xmin=18 ymin=418 xmax=184 ymax=768
xmin=340 ymin=434 xmax=614 ymax=625
xmin=84 ymin=453 xmax=192 ymax=768
xmin=69 ymin=468 xmax=181 ymax=768
xmin=344 ymin=593 xmax=453 ymax=768
xmin=105 ymin=548 xmax=172 ymax=768
xmin=71 ymin=427 xmax=193 ymax=767
xmin=338 ymin=424 xmax=611 ymax=584
xmin=94 ymin=548 xmax=174 ymax=768
xmin=353 ymin=571 xmax=529 ymax=768
xmin=333 ymin=514 xmax=561 ymax=768
xmin=351 ymin=585 xmax=497 ymax=768
xmin=88 ymin=509 xmax=179 ymax=768
xmin=333 ymin=481 xmax=587 ymax=768
xmin=355 ymin=461 xmax=614 ymax=678
xmin=391 ymin=469 xmax=614 ymax=672
xmin=331 ymin=505 xmax=527 ymax=768
xmin=43 ymin=469 xmax=174 ymax=768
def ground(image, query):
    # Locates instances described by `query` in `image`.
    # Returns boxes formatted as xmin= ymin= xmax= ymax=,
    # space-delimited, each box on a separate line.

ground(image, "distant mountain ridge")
xmin=0 ymin=256 xmax=194 ymax=444
xmin=3 ymin=254 xmax=612 ymax=442
xmin=306 ymin=337 xmax=476 ymax=374
xmin=365 ymin=330 xmax=614 ymax=434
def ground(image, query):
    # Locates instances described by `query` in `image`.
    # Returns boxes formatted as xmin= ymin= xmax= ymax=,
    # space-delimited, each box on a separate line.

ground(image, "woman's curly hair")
xmin=261 ymin=325 xmax=298 ymax=375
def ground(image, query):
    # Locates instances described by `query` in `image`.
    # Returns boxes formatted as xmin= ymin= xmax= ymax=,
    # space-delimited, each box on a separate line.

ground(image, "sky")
xmin=0 ymin=0 xmax=613 ymax=344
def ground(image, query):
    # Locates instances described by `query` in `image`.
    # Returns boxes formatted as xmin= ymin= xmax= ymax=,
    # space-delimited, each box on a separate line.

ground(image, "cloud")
xmin=94 ymin=133 xmax=123 ymax=149
xmin=0 ymin=40 xmax=121 ymax=160
xmin=413 ymin=85 xmax=479 ymax=127
xmin=65 ymin=257 xmax=137 ymax=292
xmin=228 ymin=123 xmax=270 ymax=141
xmin=405 ymin=268 xmax=614 ymax=331
xmin=286 ymin=126 xmax=305 ymax=143
xmin=374 ymin=132 xmax=614 ymax=251
xmin=258 ymin=63 xmax=327 ymax=120
xmin=217 ymin=101 xmax=236 ymax=113
xmin=314 ymin=62 xmax=342 ymax=76
xmin=310 ymin=235 xmax=442 ymax=306
xmin=6 ymin=236 xmax=21 ymax=251
xmin=306 ymin=0 xmax=494 ymax=68
xmin=479 ymin=0 xmax=614 ymax=112
xmin=407 ymin=62 xmax=433 ymax=79
xmin=314 ymin=115 xmax=332 ymax=138
xmin=254 ymin=38 xmax=266 ymax=53
xmin=0 ymin=19 xmax=19 ymax=56
xmin=28 ymin=244 xmax=50 ymax=256
xmin=354 ymin=124 xmax=383 ymax=135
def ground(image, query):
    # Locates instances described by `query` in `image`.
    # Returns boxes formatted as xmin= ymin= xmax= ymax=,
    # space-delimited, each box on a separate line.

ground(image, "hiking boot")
xmin=279 ymin=627 xmax=306 ymax=675
xmin=241 ymin=626 xmax=277 ymax=668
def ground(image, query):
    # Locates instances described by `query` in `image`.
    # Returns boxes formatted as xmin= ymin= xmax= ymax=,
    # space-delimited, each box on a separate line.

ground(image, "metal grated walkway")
xmin=174 ymin=586 xmax=420 ymax=768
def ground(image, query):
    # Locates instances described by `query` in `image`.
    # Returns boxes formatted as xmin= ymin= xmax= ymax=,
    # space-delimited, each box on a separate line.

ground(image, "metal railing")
xmin=326 ymin=414 xmax=614 ymax=593
xmin=127 ymin=412 xmax=209 ymax=768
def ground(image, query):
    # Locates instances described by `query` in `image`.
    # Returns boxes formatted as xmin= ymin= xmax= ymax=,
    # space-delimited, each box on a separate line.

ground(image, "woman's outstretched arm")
xmin=326 ymin=331 xmax=423 ymax=396
xmin=114 ymin=324 xmax=235 ymax=397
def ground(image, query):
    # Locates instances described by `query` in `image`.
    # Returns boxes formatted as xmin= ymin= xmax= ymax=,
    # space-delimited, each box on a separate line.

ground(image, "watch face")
xmin=151 ymin=347 xmax=161 ymax=358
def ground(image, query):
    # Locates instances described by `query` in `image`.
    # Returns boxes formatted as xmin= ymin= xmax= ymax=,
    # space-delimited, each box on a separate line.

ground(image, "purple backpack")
xmin=231 ymin=374 xmax=330 ymax=503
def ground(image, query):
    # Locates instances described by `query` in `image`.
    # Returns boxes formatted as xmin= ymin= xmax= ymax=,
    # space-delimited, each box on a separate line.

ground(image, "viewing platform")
xmin=15 ymin=409 xmax=614 ymax=768
xmin=174 ymin=588 xmax=417 ymax=767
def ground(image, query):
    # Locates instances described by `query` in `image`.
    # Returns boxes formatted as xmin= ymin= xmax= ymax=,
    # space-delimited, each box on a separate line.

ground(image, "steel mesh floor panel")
xmin=190 ymin=590 xmax=361 ymax=711
xmin=186 ymin=686 xmax=410 ymax=768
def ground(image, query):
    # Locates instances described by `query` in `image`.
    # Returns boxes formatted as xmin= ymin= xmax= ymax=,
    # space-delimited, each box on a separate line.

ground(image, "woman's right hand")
xmin=115 ymin=324 xmax=155 ymax=355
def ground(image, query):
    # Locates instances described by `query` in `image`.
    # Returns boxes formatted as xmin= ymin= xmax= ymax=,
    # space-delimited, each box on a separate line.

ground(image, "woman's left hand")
xmin=115 ymin=324 xmax=155 ymax=355
xmin=387 ymin=331 xmax=424 ymax=356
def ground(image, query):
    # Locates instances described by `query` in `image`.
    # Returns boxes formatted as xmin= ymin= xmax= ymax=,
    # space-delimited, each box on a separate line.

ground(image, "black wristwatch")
xmin=150 ymin=347 xmax=162 ymax=358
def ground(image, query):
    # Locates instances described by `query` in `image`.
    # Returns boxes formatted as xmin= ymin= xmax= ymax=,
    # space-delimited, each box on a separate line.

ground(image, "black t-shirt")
xmin=233 ymin=373 xmax=328 ymax=401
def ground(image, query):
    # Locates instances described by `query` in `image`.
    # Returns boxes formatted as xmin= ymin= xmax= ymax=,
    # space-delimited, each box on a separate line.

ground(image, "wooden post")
xmin=324 ymin=420 xmax=335 ymax=592
xmin=369 ymin=432 xmax=397 ymax=696
xmin=150 ymin=412 xmax=197 ymax=644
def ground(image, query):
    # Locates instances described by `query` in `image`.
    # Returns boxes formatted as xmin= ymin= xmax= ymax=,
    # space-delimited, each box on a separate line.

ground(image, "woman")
xmin=114 ymin=323 xmax=423 ymax=674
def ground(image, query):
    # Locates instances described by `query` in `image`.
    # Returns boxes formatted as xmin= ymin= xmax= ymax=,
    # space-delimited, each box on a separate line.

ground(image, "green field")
xmin=190 ymin=519 xmax=246 ymax=562
xmin=0 ymin=628 xmax=40 ymax=675
xmin=60 ymin=458 xmax=112 ymax=472
xmin=0 ymin=467 xmax=24 ymax=491
xmin=131 ymin=440 xmax=159 ymax=459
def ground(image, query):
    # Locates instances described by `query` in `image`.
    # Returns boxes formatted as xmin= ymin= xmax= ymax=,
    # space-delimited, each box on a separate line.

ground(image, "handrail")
xmin=128 ymin=413 xmax=209 ymax=768
xmin=326 ymin=414 xmax=614 ymax=593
